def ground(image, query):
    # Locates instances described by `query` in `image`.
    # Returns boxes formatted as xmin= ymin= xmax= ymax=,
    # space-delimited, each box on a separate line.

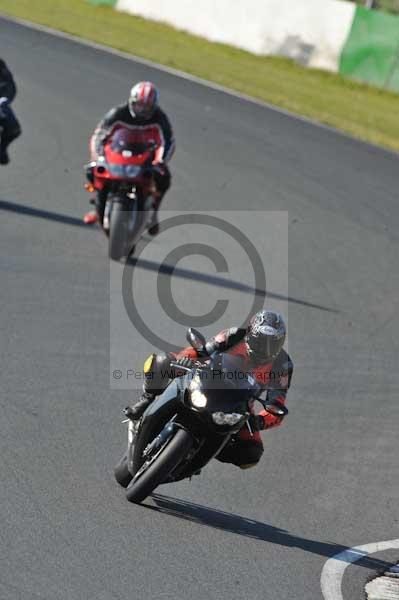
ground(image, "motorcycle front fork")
xmin=103 ymin=200 xmax=111 ymax=230
xmin=103 ymin=190 xmax=155 ymax=231
xmin=126 ymin=418 xmax=139 ymax=438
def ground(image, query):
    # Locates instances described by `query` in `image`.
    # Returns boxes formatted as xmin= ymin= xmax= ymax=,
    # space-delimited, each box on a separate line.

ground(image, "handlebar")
xmin=170 ymin=361 xmax=206 ymax=373
xmin=170 ymin=361 xmax=288 ymax=417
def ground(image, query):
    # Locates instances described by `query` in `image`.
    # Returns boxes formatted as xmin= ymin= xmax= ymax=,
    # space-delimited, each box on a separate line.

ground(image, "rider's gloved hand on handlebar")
xmin=153 ymin=161 xmax=166 ymax=175
xmin=174 ymin=356 xmax=194 ymax=369
xmin=248 ymin=414 xmax=266 ymax=431
xmin=171 ymin=356 xmax=194 ymax=377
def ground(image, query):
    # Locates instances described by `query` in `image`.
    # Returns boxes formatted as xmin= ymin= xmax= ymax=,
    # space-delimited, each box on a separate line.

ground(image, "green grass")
xmin=1 ymin=0 xmax=399 ymax=151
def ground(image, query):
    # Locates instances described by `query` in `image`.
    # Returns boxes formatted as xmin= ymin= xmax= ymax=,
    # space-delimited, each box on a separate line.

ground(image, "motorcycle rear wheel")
xmin=126 ymin=428 xmax=193 ymax=504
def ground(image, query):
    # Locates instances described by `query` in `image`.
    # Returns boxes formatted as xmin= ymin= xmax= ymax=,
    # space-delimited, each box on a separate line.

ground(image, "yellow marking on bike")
xmin=143 ymin=354 xmax=155 ymax=374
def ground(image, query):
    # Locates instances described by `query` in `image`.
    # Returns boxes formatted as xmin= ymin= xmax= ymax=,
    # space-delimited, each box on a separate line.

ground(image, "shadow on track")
xmin=146 ymin=494 xmax=391 ymax=570
xmin=1 ymin=197 xmax=336 ymax=313
xmin=0 ymin=198 xmax=93 ymax=229
xmin=128 ymin=256 xmax=338 ymax=313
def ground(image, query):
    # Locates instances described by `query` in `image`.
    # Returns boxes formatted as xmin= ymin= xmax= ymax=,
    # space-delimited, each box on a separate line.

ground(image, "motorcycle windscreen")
xmin=204 ymin=353 xmax=257 ymax=391
xmin=109 ymin=128 xmax=158 ymax=157
xmin=194 ymin=353 xmax=256 ymax=412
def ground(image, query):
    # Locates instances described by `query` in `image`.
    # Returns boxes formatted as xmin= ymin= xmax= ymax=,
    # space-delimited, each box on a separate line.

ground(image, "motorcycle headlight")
xmin=191 ymin=389 xmax=207 ymax=408
xmin=212 ymin=412 xmax=244 ymax=426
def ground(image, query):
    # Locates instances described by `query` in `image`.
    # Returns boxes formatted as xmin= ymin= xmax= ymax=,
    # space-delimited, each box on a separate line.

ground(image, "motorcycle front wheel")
xmin=126 ymin=428 xmax=193 ymax=504
xmin=109 ymin=202 xmax=130 ymax=261
xmin=114 ymin=455 xmax=132 ymax=488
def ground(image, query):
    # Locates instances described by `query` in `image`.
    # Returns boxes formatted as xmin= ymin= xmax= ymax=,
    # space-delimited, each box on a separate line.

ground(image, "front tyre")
xmin=114 ymin=455 xmax=132 ymax=488
xmin=126 ymin=428 xmax=193 ymax=504
xmin=109 ymin=203 xmax=129 ymax=261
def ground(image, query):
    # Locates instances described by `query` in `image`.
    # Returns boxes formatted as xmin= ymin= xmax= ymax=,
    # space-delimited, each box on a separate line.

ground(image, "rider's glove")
xmin=175 ymin=357 xmax=194 ymax=369
xmin=153 ymin=161 xmax=166 ymax=176
xmin=172 ymin=356 xmax=194 ymax=377
xmin=248 ymin=414 xmax=265 ymax=431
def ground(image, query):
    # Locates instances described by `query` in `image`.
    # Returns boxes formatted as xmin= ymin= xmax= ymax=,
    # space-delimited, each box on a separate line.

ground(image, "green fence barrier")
xmin=85 ymin=0 xmax=399 ymax=93
xmin=340 ymin=6 xmax=399 ymax=91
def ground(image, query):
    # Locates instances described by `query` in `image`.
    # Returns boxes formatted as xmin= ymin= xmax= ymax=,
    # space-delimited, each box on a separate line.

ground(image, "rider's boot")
xmin=124 ymin=391 xmax=156 ymax=421
xmin=148 ymin=212 xmax=159 ymax=236
xmin=83 ymin=208 xmax=98 ymax=224
xmin=84 ymin=190 xmax=107 ymax=227
xmin=148 ymin=191 xmax=164 ymax=236
xmin=0 ymin=148 xmax=9 ymax=165
xmin=0 ymin=124 xmax=21 ymax=165
xmin=0 ymin=136 xmax=11 ymax=165
xmin=83 ymin=165 xmax=99 ymax=224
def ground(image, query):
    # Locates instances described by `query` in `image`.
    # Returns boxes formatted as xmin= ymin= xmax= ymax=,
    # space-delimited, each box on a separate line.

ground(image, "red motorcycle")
xmin=86 ymin=127 xmax=161 ymax=261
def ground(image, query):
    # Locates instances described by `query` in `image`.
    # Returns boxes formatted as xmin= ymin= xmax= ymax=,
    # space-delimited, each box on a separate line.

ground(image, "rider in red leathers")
xmin=84 ymin=81 xmax=175 ymax=234
xmin=125 ymin=310 xmax=294 ymax=469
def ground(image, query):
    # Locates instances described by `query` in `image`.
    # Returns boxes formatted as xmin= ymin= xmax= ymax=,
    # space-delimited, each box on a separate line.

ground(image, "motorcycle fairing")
xmin=130 ymin=381 xmax=182 ymax=475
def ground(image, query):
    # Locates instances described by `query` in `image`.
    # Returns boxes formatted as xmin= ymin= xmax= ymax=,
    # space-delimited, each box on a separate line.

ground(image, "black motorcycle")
xmin=114 ymin=328 xmax=286 ymax=504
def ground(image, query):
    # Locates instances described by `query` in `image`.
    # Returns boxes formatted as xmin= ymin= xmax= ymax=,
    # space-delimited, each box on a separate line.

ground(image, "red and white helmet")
xmin=128 ymin=81 xmax=159 ymax=120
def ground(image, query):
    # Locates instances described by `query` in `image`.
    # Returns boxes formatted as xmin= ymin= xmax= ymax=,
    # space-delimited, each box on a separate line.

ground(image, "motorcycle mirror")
xmin=264 ymin=403 xmax=289 ymax=417
xmin=186 ymin=327 xmax=206 ymax=351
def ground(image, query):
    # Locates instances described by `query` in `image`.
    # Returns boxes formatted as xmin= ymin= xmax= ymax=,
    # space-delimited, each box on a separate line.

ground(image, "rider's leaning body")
xmin=0 ymin=58 xmax=21 ymax=165
xmin=126 ymin=310 xmax=294 ymax=469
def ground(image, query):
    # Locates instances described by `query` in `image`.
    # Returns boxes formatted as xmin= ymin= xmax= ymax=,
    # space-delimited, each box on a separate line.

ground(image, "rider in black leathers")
xmin=0 ymin=58 xmax=21 ymax=165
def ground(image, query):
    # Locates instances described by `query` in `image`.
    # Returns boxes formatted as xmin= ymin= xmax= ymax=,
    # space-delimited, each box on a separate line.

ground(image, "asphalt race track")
xmin=1 ymin=16 xmax=398 ymax=600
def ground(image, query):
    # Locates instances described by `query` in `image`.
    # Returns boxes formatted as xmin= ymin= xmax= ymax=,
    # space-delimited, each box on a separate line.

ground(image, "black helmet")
xmin=245 ymin=310 xmax=286 ymax=362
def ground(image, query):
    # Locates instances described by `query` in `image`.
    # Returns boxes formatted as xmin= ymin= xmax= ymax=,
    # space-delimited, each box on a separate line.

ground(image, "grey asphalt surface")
xmin=1 ymin=16 xmax=399 ymax=600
